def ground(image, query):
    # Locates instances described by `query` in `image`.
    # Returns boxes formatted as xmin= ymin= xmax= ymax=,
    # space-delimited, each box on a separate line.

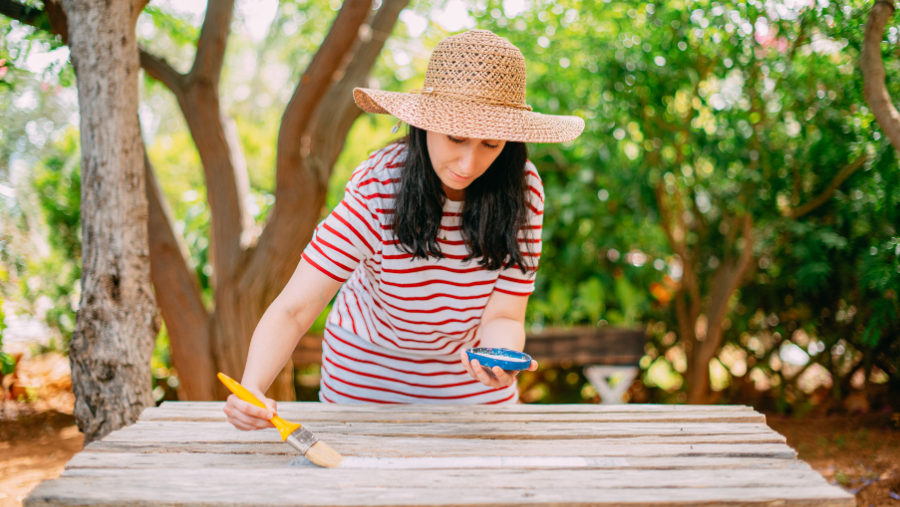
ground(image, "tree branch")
xmin=188 ymin=0 xmax=234 ymax=85
xmin=790 ymin=154 xmax=868 ymax=219
xmin=145 ymin=151 xmax=217 ymax=401
xmin=862 ymin=0 xmax=900 ymax=152
xmin=339 ymin=0 xmax=411 ymax=97
xmin=275 ymin=0 xmax=371 ymax=191
xmin=242 ymin=0 xmax=404 ymax=330
xmin=688 ymin=213 xmax=754 ymax=404
xmin=142 ymin=0 xmax=248 ymax=282
xmin=0 ymin=0 xmax=186 ymax=99
xmin=139 ymin=48 xmax=186 ymax=98
xmin=223 ymin=114 xmax=256 ymax=248
xmin=654 ymin=178 xmax=700 ymax=326
xmin=654 ymin=180 xmax=686 ymax=261
xmin=134 ymin=0 xmax=151 ymax=17
xmin=0 ymin=0 xmax=45 ymax=25
xmin=706 ymin=214 xmax=754 ymax=335
xmin=166 ymin=0 xmax=245 ymax=286
xmin=0 ymin=0 xmax=65 ymax=39
xmin=175 ymin=96 xmax=247 ymax=288
xmin=307 ymin=0 xmax=410 ymax=181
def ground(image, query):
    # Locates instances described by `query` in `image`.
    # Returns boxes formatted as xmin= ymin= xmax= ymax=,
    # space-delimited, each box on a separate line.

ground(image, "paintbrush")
xmin=217 ymin=372 xmax=343 ymax=468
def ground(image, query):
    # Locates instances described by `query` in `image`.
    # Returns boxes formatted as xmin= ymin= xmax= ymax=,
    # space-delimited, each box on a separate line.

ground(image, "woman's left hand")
xmin=459 ymin=349 xmax=538 ymax=389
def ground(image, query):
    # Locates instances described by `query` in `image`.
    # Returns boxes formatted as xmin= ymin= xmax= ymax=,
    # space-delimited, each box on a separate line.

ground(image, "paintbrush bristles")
xmin=305 ymin=440 xmax=343 ymax=468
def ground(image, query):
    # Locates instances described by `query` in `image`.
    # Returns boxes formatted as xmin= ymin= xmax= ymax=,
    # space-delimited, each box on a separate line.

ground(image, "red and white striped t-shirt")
xmin=301 ymin=143 xmax=544 ymax=404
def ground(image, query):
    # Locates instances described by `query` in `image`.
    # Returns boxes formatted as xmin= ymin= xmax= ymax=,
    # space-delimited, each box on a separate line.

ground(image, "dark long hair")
xmin=392 ymin=126 xmax=534 ymax=274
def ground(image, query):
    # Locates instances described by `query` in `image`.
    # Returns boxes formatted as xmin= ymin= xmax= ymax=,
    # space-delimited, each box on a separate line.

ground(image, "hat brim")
xmin=353 ymin=88 xmax=584 ymax=144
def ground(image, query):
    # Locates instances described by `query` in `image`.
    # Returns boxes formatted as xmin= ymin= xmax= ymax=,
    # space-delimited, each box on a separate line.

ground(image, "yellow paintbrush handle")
xmin=217 ymin=372 xmax=302 ymax=442
xmin=217 ymin=372 xmax=267 ymax=409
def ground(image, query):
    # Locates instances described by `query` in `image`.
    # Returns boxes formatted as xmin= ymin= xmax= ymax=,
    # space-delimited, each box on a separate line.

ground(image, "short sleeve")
xmin=301 ymin=161 xmax=383 ymax=283
xmin=494 ymin=162 xmax=543 ymax=297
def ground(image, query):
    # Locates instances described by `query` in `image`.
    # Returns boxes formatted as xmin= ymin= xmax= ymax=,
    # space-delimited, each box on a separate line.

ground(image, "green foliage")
xmin=0 ymin=14 xmax=80 ymax=351
xmin=0 ymin=7 xmax=73 ymax=90
xmin=0 ymin=351 xmax=14 ymax=375
xmin=150 ymin=323 xmax=182 ymax=405
xmin=33 ymin=128 xmax=81 ymax=260
xmin=613 ymin=276 xmax=646 ymax=327
xmin=141 ymin=6 xmax=201 ymax=47
xmin=0 ymin=293 xmax=14 ymax=375
xmin=469 ymin=0 xmax=899 ymax=404
xmin=22 ymin=129 xmax=82 ymax=344
xmin=519 ymin=365 xmax=597 ymax=404
xmin=573 ymin=277 xmax=605 ymax=325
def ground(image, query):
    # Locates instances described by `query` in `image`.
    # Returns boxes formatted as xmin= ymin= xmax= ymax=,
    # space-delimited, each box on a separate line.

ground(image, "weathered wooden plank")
xmin=31 ymin=403 xmax=834 ymax=507
xmin=155 ymin=401 xmax=758 ymax=413
xmin=89 ymin=430 xmax=786 ymax=449
xmin=78 ymin=432 xmax=785 ymax=458
xmin=140 ymin=407 xmax=766 ymax=424
xmin=66 ymin=452 xmax=810 ymax=471
xmin=85 ymin=437 xmax=798 ymax=459
xmin=58 ymin=467 xmax=834 ymax=489
xmin=102 ymin=421 xmax=780 ymax=443
xmin=25 ymin=474 xmax=854 ymax=507
xmin=24 ymin=489 xmax=856 ymax=507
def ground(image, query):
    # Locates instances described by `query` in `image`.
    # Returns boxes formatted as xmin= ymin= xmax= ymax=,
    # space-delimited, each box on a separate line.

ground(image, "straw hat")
xmin=353 ymin=30 xmax=584 ymax=144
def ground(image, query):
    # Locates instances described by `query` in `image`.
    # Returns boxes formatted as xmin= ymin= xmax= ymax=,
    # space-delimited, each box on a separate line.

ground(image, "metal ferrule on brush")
xmin=285 ymin=427 xmax=319 ymax=455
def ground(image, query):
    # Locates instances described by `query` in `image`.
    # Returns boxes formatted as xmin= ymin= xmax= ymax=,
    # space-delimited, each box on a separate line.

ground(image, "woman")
xmin=224 ymin=29 xmax=583 ymax=430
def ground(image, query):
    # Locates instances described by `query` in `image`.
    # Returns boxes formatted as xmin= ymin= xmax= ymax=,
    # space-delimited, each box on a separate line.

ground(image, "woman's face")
xmin=426 ymin=130 xmax=506 ymax=201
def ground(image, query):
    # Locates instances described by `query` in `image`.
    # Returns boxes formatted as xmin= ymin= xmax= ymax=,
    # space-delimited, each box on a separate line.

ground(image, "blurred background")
xmin=1 ymin=0 xmax=900 ymax=502
xmin=2 ymin=0 xmax=897 ymax=411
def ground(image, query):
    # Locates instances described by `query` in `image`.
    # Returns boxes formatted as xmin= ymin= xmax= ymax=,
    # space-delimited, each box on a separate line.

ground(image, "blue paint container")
xmin=465 ymin=347 xmax=532 ymax=373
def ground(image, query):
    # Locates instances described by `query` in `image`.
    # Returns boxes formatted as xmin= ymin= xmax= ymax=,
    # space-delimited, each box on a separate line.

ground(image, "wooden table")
xmin=27 ymin=402 xmax=854 ymax=506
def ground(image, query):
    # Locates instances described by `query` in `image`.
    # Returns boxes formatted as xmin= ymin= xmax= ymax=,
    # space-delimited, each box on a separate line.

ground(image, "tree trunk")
xmin=862 ymin=0 xmax=900 ymax=153
xmin=63 ymin=0 xmax=158 ymax=443
xmin=145 ymin=153 xmax=216 ymax=401
xmin=685 ymin=214 xmax=754 ymax=404
xmin=202 ymin=0 xmax=406 ymax=401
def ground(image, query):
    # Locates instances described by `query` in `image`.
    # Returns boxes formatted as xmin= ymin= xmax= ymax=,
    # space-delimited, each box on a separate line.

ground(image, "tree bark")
xmin=198 ymin=0 xmax=369 ymax=400
xmin=136 ymin=1 xmax=250 ymax=399
xmin=244 ymin=0 xmax=374 ymax=299
xmin=685 ymin=214 xmax=754 ymax=404
xmin=211 ymin=0 xmax=403 ymax=401
xmin=63 ymin=0 xmax=158 ymax=443
xmin=145 ymin=153 xmax=216 ymax=401
xmin=862 ymin=0 xmax=900 ymax=152
xmin=655 ymin=178 xmax=757 ymax=404
xmin=179 ymin=0 xmax=250 ymax=291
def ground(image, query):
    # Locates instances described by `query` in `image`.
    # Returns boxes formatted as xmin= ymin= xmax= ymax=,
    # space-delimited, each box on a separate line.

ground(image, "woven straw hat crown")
xmin=353 ymin=30 xmax=584 ymax=143
xmin=421 ymin=29 xmax=531 ymax=111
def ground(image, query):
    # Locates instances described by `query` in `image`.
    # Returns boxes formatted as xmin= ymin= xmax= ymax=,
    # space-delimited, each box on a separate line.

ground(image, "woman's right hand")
xmin=223 ymin=387 xmax=278 ymax=431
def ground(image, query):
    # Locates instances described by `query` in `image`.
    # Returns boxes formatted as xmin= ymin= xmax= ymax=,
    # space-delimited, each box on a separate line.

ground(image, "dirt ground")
xmin=767 ymin=411 xmax=900 ymax=507
xmin=0 ymin=409 xmax=83 ymax=507
xmin=1 ymin=405 xmax=898 ymax=507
